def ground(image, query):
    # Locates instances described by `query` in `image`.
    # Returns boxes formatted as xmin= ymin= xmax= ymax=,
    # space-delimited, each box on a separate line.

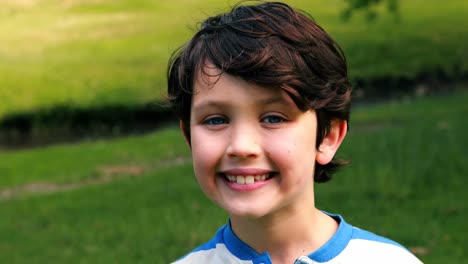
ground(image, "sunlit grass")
xmin=0 ymin=0 xmax=467 ymax=119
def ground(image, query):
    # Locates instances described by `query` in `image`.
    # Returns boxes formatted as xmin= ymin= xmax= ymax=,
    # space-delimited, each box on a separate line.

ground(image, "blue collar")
xmin=223 ymin=220 xmax=271 ymax=262
xmin=222 ymin=212 xmax=353 ymax=263
xmin=307 ymin=213 xmax=353 ymax=262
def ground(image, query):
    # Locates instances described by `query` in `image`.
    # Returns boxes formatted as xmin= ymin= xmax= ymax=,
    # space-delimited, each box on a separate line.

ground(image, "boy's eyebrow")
xmin=192 ymin=101 xmax=227 ymax=112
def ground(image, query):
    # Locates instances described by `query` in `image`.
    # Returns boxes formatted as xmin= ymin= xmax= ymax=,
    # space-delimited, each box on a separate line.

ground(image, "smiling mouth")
xmin=222 ymin=173 xmax=274 ymax=185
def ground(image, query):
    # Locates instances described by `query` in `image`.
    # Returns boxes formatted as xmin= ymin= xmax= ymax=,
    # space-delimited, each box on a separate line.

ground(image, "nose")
xmin=226 ymin=124 xmax=261 ymax=159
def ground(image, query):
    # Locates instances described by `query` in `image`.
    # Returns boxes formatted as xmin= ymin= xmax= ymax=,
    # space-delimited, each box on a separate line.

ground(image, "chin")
xmin=223 ymin=204 xmax=272 ymax=219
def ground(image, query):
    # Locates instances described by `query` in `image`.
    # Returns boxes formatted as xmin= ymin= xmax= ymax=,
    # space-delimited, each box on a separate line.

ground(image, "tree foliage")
xmin=342 ymin=0 xmax=399 ymax=21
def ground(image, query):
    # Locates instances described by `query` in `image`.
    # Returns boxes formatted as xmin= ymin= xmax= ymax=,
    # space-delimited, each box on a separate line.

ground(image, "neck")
xmin=230 ymin=202 xmax=338 ymax=263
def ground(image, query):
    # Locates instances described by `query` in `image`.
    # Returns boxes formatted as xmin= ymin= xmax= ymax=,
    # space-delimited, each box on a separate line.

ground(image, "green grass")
xmin=1 ymin=0 xmax=467 ymax=119
xmin=0 ymin=164 xmax=223 ymax=264
xmin=0 ymin=91 xmax=466 ymax=263
xmin=0 ymin=0 xmax=223 ymax=118
xmin=0 ymin=126 xmax=189 ymax=188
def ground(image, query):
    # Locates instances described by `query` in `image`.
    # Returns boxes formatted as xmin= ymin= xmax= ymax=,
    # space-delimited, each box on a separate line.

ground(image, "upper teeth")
xmin=226 ymin=174 xmax=269 ymax=184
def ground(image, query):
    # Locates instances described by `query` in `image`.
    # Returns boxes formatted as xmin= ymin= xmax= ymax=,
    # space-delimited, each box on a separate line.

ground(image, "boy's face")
xmin=186 ymin=66 xmax=321 ymax=219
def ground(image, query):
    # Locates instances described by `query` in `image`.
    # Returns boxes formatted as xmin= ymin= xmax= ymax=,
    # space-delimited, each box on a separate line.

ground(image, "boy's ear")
xmin=179 ymin=121 xmax=191 ymax=147
xmin=316 ymin=120 xmax=347 ymax=165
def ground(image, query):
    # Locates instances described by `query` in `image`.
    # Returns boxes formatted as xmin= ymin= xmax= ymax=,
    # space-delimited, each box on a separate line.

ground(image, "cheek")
xmin=267 ymin=132 xmax=317 ymax=177
xmin=271 ymin=130 xmax=316 ymax=158
xmin=190 ymin=129 xmax=224 ymax=176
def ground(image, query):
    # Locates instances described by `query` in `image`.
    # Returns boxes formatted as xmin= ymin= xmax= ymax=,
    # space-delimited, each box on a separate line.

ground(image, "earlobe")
xmin=316 ymin=120 xmax=347 ymax=165
xmin=179 ymin=121 xmax=191 ymax=147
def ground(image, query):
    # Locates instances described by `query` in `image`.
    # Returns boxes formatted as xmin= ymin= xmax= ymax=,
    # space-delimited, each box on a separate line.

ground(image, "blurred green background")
xmin=0 ymin=0 xmax=466 ymax=263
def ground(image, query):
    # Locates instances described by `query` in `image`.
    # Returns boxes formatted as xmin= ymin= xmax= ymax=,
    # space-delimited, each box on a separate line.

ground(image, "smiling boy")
xmin=167 ymin=2 xmax=422 ymax=263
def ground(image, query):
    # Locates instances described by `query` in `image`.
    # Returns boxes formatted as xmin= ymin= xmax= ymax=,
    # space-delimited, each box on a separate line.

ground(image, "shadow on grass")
xmin=0 ymin=102 xmax=176 ymax=150
xmin=0 ymin=67 xmax=466 ymax=150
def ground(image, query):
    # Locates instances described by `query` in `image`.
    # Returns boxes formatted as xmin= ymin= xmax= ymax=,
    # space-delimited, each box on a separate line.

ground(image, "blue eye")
xmin=204 ymin=117 xmax=228 ymax=125
xmin=262 ymin=115 xmax=285 ymax=124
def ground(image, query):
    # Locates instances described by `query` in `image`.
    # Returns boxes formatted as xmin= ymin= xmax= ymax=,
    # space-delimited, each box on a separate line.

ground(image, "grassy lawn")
xmin=1 ymin=0 xmax=467 ymax=118
xmin=0 ymin=127 xmax=188 ymax=188
xmin=0 ymin=91 xmax=466 ymax=263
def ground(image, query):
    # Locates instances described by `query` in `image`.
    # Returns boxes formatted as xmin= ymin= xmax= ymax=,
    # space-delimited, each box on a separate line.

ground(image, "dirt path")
xmin=0 ymin=156 xmax=191 ymax=201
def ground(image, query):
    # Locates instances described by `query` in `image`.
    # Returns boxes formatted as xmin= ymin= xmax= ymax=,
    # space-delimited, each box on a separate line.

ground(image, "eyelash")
xmin=203 ymin=116 xmax=228 ymax=125
xmin=262 ymin=115 xmax=286 ymax=124
xmin=203 ymin=114 xmax=286 ymax=126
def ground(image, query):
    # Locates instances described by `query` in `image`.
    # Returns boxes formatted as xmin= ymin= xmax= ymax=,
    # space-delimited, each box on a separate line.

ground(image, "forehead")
xmin=192 ymin=64 xmax=286 ymax=103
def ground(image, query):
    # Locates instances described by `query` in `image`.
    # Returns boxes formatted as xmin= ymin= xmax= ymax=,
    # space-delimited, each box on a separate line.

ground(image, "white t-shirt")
xmin=173 ymin=213 xmax=423 ymax=264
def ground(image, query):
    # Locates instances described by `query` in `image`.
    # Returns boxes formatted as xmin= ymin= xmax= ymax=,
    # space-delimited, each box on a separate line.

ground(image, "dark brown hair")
xmin=167 ymin=1 xmax=352 ymax=182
